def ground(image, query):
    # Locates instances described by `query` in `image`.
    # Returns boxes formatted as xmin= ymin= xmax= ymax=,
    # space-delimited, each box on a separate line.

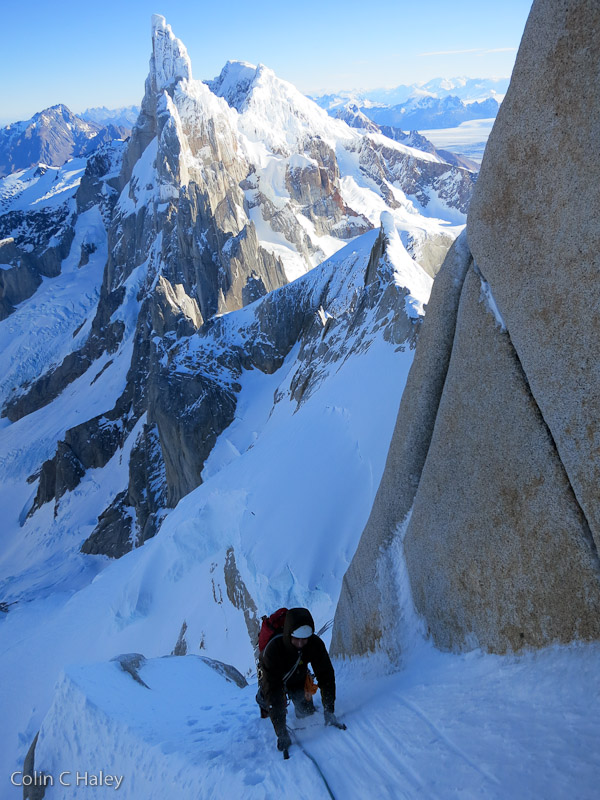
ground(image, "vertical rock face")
xmin=333 ymin=0 xmax=600 ymax=659
xmin=403 ymin=265 xmax=600 ymax=653
xmin=467 ymin=0 xmax=600 ymax=554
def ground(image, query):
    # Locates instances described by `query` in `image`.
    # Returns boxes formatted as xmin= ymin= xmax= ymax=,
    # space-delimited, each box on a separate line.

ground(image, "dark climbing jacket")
xmin=258 ymin=607 xmax=336 ymax=737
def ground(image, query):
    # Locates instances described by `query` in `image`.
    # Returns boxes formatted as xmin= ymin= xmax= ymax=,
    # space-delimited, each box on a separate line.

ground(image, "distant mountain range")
xmin=314 ymin=77 xmax=508 ymax=131
xmin=363 ymin=95 xmax=500 ymax=131
xmin=315 ymin=76 xmax=509 ymax=110
xmin=0 ymin=105 xmax=132 ymax=178
xmin=334 ymin=104 xmax=480 ymax=172
xmin=81 ymin=105 xmax=140 ymax=128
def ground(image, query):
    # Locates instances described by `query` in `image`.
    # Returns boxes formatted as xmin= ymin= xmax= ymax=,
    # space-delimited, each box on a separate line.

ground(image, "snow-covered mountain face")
xmin=0 ymin=13 xmax=476 ymax=475
xmin=0 ymin=14 xmax=465 ymax=779
xmin=202 ymin=57 xmax=474 ymax=273
xmin=0 ymin=105 xmax=129 ymax=178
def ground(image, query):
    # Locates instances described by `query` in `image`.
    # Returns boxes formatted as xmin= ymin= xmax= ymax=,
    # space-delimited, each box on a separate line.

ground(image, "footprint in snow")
xmin=243 ymin=771 xmax=264 ymax=786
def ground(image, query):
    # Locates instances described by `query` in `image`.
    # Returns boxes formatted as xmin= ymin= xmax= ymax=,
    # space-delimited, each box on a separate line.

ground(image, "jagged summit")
xmin=150 ymin=14 xmax=192 ymax=91
xmin=31 ymin=104 xmax=74 ymax=122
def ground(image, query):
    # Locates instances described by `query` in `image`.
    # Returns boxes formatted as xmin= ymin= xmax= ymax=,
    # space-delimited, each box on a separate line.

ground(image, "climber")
xmin=256 ymin=607 xmax=346 ymax=756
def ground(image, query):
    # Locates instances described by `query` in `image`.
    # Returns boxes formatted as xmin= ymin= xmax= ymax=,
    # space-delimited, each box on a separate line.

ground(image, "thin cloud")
xmin=419 ymin=47 xmax=517 ymax=56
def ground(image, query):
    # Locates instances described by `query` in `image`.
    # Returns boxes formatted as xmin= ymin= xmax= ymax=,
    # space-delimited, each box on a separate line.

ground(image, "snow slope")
xmin=0 ymin=222 xmax=426 ymax=782
xmin=0 ymin=161 xmax=87 ymax=214
xmin=27 ymin=642 xmax=600 ymax=799
xmin=0 ymin=205 xmax=107 ymax=405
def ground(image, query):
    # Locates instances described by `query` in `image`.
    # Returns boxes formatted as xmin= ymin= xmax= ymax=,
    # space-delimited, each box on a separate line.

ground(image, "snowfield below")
xmin=28 ymin=641 xmax=600 ymax=799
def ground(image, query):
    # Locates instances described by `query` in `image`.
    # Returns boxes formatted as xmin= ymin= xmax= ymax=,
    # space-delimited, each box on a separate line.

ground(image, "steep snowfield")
xmin=26 ymin=642 xmax=600 ymax=799
xmin=0 ymin=206 xmax=107 ymax=405
xmin=0 ymin=160 xmax=87 ymax=214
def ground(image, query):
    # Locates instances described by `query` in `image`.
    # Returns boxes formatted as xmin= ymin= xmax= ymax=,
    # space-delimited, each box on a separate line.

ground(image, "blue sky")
xmin=0 ymin=0 xmax=533 ymax=124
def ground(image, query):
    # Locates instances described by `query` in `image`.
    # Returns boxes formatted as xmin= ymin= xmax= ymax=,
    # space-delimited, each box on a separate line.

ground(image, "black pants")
xmin=256 ymin=671 xmax=316 ymax=731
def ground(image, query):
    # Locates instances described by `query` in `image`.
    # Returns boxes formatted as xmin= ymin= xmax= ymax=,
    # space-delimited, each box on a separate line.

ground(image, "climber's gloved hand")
xmin=324 ymin=710 xmax=347 ymax=730
xmin=277 ymin=731 xmax=292 ymax=752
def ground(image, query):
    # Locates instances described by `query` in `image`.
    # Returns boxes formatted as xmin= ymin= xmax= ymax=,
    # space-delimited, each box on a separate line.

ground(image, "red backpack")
xmin=258 ymin=607 xmax=288 ymax=653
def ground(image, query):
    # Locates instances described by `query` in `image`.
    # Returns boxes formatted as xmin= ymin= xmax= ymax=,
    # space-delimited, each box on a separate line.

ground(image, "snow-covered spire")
xmin=378 ymin=211 xmax=432 ymax=317
xmin=150 ymin=14 xmax=192 ymax=91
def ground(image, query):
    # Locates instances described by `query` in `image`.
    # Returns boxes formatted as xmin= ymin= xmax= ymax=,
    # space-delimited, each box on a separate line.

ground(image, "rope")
xmin=288 ymin=727 xmax=337 ymax=800
xmin=316 ymin=619 xmax=333 ymax=637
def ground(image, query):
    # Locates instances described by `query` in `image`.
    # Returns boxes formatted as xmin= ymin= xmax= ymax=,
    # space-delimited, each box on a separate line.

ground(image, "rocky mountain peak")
xmin=335 ymin=103 xmax=380 ymax=132
xmin=81 ymin=105 xmax=139 ymax=129
xmin=33 ymin=104 xmax=75 ymax=124
xmin=209 ymin=57 xmax=350 ymax=155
